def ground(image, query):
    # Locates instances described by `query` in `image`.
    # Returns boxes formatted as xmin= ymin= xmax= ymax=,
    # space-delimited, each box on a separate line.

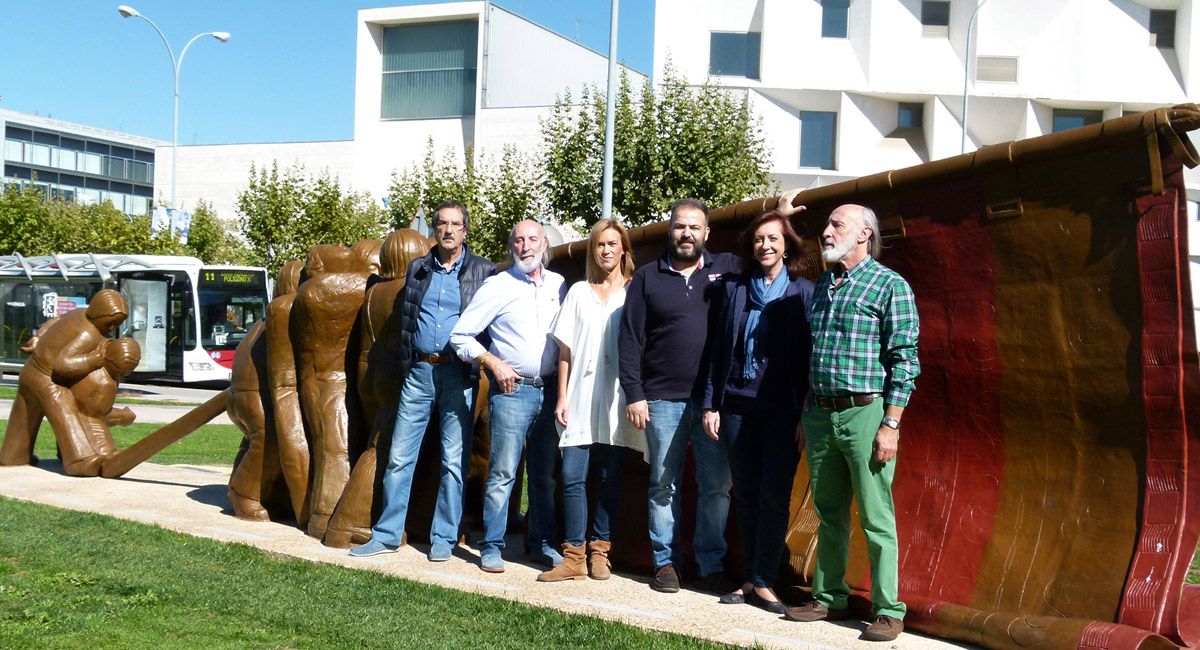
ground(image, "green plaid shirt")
xmin=809 ymin=255 xmax=920 ymax=406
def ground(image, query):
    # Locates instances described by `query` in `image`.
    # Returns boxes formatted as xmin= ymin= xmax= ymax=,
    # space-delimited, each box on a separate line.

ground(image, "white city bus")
xmin=0 ymin=253 xmax=269 ymax=383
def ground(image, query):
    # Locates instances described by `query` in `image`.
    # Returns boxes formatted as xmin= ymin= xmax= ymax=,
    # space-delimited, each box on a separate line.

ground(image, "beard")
xmin=670 ymin=236 xmax=704 ymax=262
xmin=512 ymin=251 xmax=541 ymax=275
xmin=821 ymin=236 xmax=856 ymax=264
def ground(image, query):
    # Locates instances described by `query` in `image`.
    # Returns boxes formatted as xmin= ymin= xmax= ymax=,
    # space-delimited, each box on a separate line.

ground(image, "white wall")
xmin=157 ymin=140 xmax=356 ymax=220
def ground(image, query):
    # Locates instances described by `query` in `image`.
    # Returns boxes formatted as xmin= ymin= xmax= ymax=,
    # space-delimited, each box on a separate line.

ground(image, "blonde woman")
xmin=538 ymin=219 xmax=645 ymax=582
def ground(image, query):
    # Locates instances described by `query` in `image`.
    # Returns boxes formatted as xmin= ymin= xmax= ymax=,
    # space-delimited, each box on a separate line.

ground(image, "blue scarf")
xmin=743 ymin=270 xmax=788 ymax=381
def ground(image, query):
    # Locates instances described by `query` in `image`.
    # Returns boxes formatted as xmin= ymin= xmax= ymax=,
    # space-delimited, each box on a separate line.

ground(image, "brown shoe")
xmin=651 ymin=564 xmax=680 ymax=593
xmin=784 ymin=601 xmax=851 ymax=622
xmin=586 ymin=540 xmax=612 ymax=580
xmin=537 ymin=544 xmax=587 ymax=582
xmin=862 ymin=615 xmax=904 ymax=641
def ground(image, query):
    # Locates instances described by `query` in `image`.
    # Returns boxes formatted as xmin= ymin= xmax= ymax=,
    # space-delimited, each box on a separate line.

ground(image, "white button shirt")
xmin=450 ymin=265 xmax=565 ymax=378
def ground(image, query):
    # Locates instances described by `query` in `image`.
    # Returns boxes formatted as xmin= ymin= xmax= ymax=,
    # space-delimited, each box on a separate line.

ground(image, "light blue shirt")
xmin=450 ymin=265 xmax=565 ymax=378
xmin=413 ymin=255 xmax=462 ymax=356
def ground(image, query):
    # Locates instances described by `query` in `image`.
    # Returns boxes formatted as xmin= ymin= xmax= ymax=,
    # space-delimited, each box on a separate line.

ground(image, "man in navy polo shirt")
xmin=350 ymin=200 xmax=495 ymax=561
xmin=619 ymin=198 xmax=739 ymax=593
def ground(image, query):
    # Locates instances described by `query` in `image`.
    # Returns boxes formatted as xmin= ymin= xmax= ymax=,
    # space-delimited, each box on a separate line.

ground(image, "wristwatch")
xmin=881 ymin=416 xmax=901 ymax=430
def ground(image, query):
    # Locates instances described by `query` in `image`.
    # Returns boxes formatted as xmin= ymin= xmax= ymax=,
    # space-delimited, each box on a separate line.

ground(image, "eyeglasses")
xmin=434 ymin=221 xmax=465 ymax=231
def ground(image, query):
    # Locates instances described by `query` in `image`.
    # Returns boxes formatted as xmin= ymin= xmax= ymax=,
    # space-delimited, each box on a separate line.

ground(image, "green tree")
xmin=0 ymin=182 xmax=186 ymax=256
xmin=540 ymin=65 xmax=773 ymax=228
xmin=237 ymin=163 xmax=386 ymax=275
xmin=386 ymin=141 xmax=544 ymax=262
xmin=184 ymin=200 xmax=256 ymax=265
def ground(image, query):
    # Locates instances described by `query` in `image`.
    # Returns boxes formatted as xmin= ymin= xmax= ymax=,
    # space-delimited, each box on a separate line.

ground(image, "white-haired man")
xmin=451 ymin=219 xmax=565 ymax=573
xmin=775 ymin=191 xmax=920 ymax=643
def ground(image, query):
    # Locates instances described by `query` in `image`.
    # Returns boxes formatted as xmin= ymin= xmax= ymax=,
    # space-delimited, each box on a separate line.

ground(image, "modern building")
xmin=161 ymin=1 xmax=645 ymax=224
xmin=654 ymin=0 xmax=1200 ymax=340
xmin=653 ymin=0 xmax=1199 ymax=197
xmin=1 ymin=108 xmax=164 ymax=217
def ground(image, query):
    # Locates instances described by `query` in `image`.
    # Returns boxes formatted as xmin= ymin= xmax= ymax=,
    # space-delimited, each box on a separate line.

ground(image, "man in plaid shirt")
xmin=775 ymin=191 xmax=919 ymax=642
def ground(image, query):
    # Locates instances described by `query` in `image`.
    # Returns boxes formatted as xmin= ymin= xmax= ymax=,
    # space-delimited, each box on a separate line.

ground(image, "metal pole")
xmin=601 ymin=0 xmax=619 ymax=221
xmin=961 ymin=0 xmax=993 ymax=154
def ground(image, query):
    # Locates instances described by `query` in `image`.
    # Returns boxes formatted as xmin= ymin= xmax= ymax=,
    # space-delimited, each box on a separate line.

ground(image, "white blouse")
xmin=550 ymin=281 xmax=646 ymax=457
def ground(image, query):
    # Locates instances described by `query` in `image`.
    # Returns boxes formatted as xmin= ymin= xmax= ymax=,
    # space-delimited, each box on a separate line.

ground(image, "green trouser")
xmin=803 ymin=398 xmax=906 ymax=619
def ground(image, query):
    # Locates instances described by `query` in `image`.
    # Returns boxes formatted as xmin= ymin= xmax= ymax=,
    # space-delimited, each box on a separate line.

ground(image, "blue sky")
xmin=0 ymin=1 xmax=654 ymax=145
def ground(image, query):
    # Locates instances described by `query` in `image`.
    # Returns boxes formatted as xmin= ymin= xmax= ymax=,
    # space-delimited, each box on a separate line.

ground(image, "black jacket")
xmin=702 ymin=273 xmax=814 ymax=413
xmin=397 ymin=246 xmax=495 ymax=381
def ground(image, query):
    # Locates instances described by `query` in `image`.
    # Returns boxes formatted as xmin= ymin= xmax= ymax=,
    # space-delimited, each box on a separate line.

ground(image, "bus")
xmin=0 ymin=254 xmax=269 ymax=383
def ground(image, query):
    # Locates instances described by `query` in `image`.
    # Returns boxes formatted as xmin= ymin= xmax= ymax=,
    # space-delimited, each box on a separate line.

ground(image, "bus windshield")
xmin=197 ymin=269 xmax=267 ymax=351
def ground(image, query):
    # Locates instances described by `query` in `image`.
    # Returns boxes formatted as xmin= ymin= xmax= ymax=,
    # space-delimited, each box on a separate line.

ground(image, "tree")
xmin=184 ymin=200 xmax=256 ymax=265
xmin=386 ymin=141 xmax=545 ymax=262
xmin=237 ymin=163 xmax=386 ymax=275
xmin=0 ymin=183 xmax=186 ymax=256
xmin=540 ymin=65 xmax=774 ymax=228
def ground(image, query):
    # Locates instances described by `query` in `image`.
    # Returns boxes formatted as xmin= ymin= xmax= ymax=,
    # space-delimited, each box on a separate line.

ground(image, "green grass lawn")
xmin=0 ymin=420 xmax=244 ymax=467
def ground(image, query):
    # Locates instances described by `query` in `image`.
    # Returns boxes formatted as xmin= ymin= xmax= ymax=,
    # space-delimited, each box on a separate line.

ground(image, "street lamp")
xmin=961 ymin=0 xmax=993 ymax=154
xmin=118 ymin=5 xmax=229 ymax=210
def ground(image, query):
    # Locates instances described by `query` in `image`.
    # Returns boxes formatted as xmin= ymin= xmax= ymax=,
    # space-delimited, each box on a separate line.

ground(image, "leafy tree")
xmin=237 ymin=163 xmax=386 ymax=275
xmin=184 ymin=200 xmax=256 ymax=265
xmin=540 ymin=65 xmax=774 ymax=228
xmin=0 ymin=183 xmax=185 ymax=256
xmin=386 ymin=141 xmax=544 ymax=262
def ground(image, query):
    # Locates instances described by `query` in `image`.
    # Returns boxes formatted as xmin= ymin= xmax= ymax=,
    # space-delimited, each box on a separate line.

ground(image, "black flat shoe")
xmin=718 ymin=591 xmax=746 ymax=605
xmin=746 ymin=591 xmax=787 ymax=615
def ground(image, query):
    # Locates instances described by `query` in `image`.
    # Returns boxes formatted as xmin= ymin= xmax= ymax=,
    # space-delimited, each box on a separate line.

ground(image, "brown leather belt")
xmin=813 ymin=393 xmax=881 ymax=411
xmin=417 ymin=352 xmax=458 ymax=365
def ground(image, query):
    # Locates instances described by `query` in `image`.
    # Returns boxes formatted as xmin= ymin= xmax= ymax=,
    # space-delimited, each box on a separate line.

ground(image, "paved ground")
xmin=0 ymin=379 xmax=971 ymax=649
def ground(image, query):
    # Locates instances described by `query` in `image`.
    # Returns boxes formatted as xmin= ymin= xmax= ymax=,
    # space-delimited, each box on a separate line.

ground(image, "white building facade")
xmin=654 ymin=0 xmax=1198 ymax=191
xmin=160 ymin=2 xmax=644 ymax=223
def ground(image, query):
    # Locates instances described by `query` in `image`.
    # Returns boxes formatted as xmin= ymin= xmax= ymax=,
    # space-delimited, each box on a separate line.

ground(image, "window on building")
xmin=381 ymin=20 xmax=479 ymax=120
xmin=709 ymin=32 xmax=761 ymax=79
xmin=898 ymin=103 xmax=923 ymax=128
xmin=799 ymin=111 xmax=837 ymax=170
xmin=1150 ymin=10 xmax=1175 ymax=49
xmin=921 ymin=1 xmax=950 ymax=26
xmin=821 ymin=0 xmax=850 ymax=38
xmin=1052 ymin=109 xmax=1103 ymax=133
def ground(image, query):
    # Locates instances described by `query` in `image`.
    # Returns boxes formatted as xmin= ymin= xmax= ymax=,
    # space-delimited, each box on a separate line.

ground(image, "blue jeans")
xmin=645 ymin=398 xmax=731 ymax=575
xmin=722 ymin=406 xmax=800 ymax=588
xmin=561 ymin=443 xmax=625 ymax=546
xmin=370 ymin=361 xmax=474 ymax=548
xmin=481 ymin=381 xmax=559 ymax=553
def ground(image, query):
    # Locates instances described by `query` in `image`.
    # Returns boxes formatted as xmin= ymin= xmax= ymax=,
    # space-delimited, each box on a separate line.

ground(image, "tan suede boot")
xmin=587 ymin=540 xmax=612 ymax=580
xmin=537 ymin=543 xmax=586 ymax=582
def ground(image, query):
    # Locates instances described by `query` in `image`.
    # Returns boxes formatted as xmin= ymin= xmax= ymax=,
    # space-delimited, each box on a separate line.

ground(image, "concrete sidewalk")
xmin=0 ymin=461 xmax=969 ymax=649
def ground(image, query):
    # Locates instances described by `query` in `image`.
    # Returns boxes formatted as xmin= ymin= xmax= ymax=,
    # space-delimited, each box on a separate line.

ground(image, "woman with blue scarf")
xmin=702 ymin=210 xmax=814 ymax=614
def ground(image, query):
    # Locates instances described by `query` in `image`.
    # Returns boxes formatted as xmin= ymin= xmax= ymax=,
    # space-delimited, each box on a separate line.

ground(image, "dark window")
xmin=800 ymin=111 xmax=837 ymax=170
xmin=5 ymin=165 xmax=32 ymax=180
xmin=5 ymin=127 xmax=33 ymax=141
xmin=85 ymin=177 xmax=107 ymax=190
xmin=1052 ymin=109 xmax=1103 ymax=133
xmin=133 ymin=184 xmax=154 ymax=198
xmin=111 ymin=146 xmax=134 ymax=159
xmin=709 ymin=32 xmax=761 ymax=79
xmin=381 ymin=21 xmax=479 ymax=120
xmin=921 ymin=1 xmax=950 ymax=26
xmin=32 ymin=131 xmax=58 ymax=146
xmin=898 ymin=103 xmax=924 ymax=128
xmin=60 ymin=137 xmax=86 ymax=151
xmin=821 ymin=0 xmax=850 ymax=38
xmin=134 ymin=149 xmax=155 ymax=163
xmin=60 ymin=173 xmax=85 ymax=186
xmin=1150 ymin=10 xmax=1175 ymax=49
xmin=86 ymin=141 xmax=110 ymax=155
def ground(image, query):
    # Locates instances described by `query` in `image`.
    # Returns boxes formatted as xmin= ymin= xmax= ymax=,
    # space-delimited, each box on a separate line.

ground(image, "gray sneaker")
xmin=480 ymin=548 xmax=505 ymax=573
xmin=349 ymin=539 xmax=399 ymax=558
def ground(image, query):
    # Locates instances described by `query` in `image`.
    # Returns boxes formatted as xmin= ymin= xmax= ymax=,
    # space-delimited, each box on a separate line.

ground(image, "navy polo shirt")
xmin=619 ymin=250 xmax=740 ymax=402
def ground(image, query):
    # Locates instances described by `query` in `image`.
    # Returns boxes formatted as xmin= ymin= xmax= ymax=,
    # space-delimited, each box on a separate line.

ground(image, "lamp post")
xmin=601 ymin=0 xmax=620 ymax=222
xmin=118 ymin=5 xmax=229 ymax=210
xmin=961 ymin=0 xmax=993 ymax=154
